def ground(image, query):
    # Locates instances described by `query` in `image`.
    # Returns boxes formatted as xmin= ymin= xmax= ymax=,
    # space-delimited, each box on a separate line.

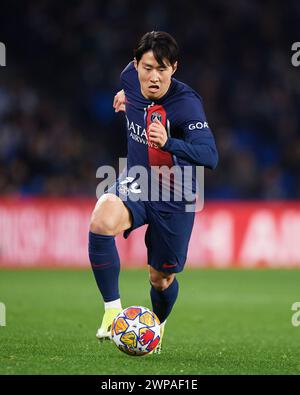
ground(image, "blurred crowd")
xmin=0 ymin=0 xmax=300 ymax=199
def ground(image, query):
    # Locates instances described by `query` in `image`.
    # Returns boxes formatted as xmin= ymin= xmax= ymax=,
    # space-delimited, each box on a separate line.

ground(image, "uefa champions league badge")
xmin=150 ymin=112 xmax=162 ymax=123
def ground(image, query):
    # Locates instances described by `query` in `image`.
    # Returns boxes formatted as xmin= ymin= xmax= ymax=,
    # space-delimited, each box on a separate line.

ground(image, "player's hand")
xmin=148 ymin=117 xmax=168 ymax=148
xmin=113 ymin=89 xmax=126 ymax=112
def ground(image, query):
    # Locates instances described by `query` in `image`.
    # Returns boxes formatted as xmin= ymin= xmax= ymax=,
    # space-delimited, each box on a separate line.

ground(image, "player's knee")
xmin=150 ymin=273 xmax=175 ymax=292
xmin=89 ymin=212 xmax=119 ymax=236
xmin=90 ymin=194 xmax=131 ymax=236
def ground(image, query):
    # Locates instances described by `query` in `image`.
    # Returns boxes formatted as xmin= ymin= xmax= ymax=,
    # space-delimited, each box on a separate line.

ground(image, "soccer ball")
xmin=111 ymin=306 xmax=161 ymax=356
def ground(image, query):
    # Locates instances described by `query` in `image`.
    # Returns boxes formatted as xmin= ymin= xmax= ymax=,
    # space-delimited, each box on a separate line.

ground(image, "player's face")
xmin=134 ymin=51 xmax=177 ymax=100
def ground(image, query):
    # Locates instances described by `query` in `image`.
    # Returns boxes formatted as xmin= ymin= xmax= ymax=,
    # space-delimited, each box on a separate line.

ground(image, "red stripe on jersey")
xmin=146 ymin=104 xmax=173 ymax=167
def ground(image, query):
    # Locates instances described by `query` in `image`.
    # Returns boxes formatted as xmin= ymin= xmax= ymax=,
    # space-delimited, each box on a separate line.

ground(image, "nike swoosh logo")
xmin=91 ymin=262 xmax=112 ymax=268
xmin=162 ymin=263 xmax=178 ymax=268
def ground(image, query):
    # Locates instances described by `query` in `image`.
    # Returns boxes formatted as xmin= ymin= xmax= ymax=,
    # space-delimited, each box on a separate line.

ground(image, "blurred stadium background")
xmin=0 ymin=0 xmax=300 ymax=375
xmin=0 ymin=0 xmax=299 ymax=268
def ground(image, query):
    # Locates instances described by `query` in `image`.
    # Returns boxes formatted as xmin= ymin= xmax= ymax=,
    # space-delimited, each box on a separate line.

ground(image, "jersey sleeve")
xmin=162 ymin=94 xmax=218 ymax=169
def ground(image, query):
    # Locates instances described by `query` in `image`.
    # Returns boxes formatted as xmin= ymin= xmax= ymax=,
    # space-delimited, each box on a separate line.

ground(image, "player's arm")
xmin=161 ymin=97 xmax=218 ymax=169
xmin=113 ymin=89 xmax=126 ymax=112
xmin=113 ymin=61 xmax=138 ymax=113
xmin=161 ymin=127 xmax=218 ymax=169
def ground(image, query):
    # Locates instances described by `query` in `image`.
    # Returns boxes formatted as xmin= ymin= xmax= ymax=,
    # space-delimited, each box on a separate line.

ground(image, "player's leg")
xmin=149 ymin=266 xmax=178 ymax=323
xmin=148 ymin=266 xmax=179 ymax=354
xmin=89 ymin=193 xmax=132 ymax=339
xmin=146 ymin=210 xmax=195 ymax=352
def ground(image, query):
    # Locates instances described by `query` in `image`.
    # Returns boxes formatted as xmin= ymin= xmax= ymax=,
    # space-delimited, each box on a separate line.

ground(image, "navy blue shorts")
xmin=107 ymin=178 xmax=195 ymax=274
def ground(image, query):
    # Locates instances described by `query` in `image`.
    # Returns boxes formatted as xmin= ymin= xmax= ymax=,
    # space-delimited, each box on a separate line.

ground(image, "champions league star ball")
xmin=111 ymin=306 xmax=161 ymax=356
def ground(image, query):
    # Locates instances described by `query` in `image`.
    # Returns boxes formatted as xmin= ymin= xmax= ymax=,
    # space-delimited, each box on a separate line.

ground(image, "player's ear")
xmin=171 ymin=61 xmax=177 ymax=75
xmin=133 ymin=58 xmax=138 ymax=71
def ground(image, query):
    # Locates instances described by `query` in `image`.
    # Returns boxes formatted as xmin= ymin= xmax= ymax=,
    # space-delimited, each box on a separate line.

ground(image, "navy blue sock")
xmin=88 ymin=231 xmax=120 ymax=302
xmin=150 ymin=277 xmax=179 ymax=323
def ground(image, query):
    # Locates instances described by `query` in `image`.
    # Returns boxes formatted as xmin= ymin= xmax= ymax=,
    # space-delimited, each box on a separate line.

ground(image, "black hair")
xmin=134 ymin=31 xmax=179 ymax=67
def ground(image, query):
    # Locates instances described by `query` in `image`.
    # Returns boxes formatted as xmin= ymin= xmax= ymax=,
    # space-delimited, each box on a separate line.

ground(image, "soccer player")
xmin=88 ymin=31 xmax=218 ymax=353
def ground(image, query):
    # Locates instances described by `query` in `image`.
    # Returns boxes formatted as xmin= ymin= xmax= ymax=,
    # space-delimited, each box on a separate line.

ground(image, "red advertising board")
xmin=0 ymin=198 xmax=300 ymax=268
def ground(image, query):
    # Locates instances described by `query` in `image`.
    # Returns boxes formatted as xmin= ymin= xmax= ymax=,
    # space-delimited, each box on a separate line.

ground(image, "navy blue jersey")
xmin=120 ymin=61 xmax=218 ymax=212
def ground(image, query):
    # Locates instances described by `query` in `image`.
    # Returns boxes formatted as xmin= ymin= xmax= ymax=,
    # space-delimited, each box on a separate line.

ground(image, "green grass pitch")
xmin=0 ymin=268 xmax=300 ymax=375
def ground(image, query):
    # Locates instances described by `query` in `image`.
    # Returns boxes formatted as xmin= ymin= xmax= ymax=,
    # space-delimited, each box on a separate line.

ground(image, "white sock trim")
xmin=104 ymin=299 xmax=122 ymax=310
